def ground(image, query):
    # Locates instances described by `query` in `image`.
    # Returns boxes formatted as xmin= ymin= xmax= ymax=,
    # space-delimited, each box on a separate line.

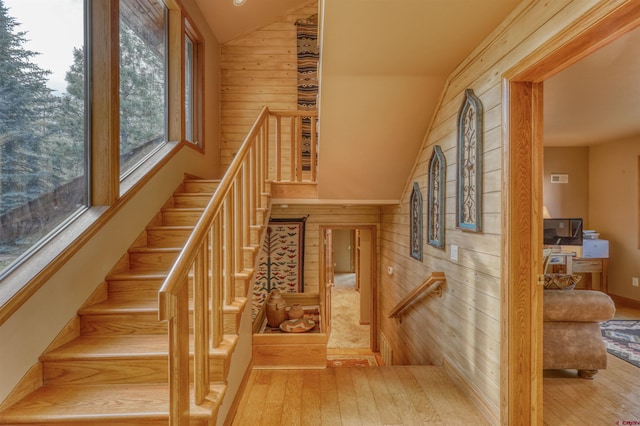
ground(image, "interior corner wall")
xmin=377 ymin=0 xmax=605 ymax=421
xmin=589 ymin=136 xmax=640 ymax=301
xmin=543 ymin=146 xmax=590 ymax=222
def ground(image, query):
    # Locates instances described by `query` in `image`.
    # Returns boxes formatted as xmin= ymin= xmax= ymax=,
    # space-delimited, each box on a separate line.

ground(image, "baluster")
xmin=223 ymin=197 xmax=235 ymax=305
xmin=275 ymin=115 xmax=282 ymax=181
xmin=296 ymin=115 xmax=303 ymax=182
xmin=290 ymin=116 xmax=296 ymax=181
xmin=193 ymin=245 xmax=209 ymax=404
xmin=168 ymin=281 xmax=190 ymax=425
xmin=212 ymin=218 xmax=223 ymax=347
xmin=310 ymin=114 xmax=317 ymax=181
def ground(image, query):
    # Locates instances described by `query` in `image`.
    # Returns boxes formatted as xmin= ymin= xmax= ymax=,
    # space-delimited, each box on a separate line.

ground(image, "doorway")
xmin=320 ymin=225 xmax=377 ymax=353
xmin=503 ymin=3 xmax=640 ymax=423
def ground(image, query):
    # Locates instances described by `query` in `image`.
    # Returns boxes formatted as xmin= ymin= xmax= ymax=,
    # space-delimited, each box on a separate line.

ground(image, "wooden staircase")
xmin=0 ymin=178 xmax=244 ymax=425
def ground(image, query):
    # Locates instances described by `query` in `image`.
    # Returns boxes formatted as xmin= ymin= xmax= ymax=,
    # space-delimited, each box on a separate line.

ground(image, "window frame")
xmin=0 ymin=0 xmax=206 ymax=324
xmin=183 ymin=15 xmax=203 ymax=151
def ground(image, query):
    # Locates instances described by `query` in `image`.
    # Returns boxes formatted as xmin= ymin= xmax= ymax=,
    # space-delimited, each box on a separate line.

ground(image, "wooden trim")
xmin=319 ymin=224 xmax=378 ymax=352
xmin=502 ymin=2 xmax=640 ymax=424
xmin=222 ymin=360 xmax=255 ymax=426
xmin=91 ymin=0 xmax=120 ymax=205
xmin=168 ymin=8 xmax=184 ymax=143
xmin=0 ymin=363 xmax=43 ymax=411
xmin=502 ymin=79 xmax=543 ymax=426
xmin=609 ymin=293 xmax=640 ymax=311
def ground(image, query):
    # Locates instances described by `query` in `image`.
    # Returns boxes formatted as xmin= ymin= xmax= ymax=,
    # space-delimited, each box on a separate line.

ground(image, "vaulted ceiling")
xmin=193 ymin=0 xmax=526 ymax=201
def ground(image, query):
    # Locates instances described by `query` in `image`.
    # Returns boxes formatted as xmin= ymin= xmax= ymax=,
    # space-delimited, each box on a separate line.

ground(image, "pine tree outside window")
xmin=0 ymin=0 xmax=88 ymax=278
xmin=119 ymin=0 xmax=167 ymax=178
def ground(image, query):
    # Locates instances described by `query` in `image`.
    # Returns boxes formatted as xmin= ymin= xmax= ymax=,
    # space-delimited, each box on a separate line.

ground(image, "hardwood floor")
xmin=234 ymin=302 xmax=640 ymax=425
xmin=231 ymin=366 xmax=490 ymax=425
xmin=543 ymin=301 xmax=640 ymax=425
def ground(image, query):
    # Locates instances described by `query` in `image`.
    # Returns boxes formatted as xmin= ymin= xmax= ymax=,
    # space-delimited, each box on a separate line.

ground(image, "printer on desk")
xmin=582 ymin=239 xmax=609 ymax=258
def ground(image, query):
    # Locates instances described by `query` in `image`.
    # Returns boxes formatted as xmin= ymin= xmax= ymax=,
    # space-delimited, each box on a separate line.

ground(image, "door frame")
xmin=502 ymin=2 xmax=640 ymax=424
xmin=320 ymin=224 xmax=378 ymax=352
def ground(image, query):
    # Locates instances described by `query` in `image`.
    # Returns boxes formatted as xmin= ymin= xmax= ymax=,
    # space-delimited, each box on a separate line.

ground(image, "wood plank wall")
xmin=220 ymin=1 xmax=318 ymax=167
xmin=269 ymin=205 xmax=381 ymax=294
xmin=377 ymin=0 xmax=606 ymax=421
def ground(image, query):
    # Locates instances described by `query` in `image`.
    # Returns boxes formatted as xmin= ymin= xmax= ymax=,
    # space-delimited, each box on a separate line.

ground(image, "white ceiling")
xmin=544 ymin=25 xmax=640 ymax=147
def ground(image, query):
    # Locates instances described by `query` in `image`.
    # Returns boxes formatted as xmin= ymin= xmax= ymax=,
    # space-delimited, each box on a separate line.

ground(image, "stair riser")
xmin=107 ymin=279 xmax=194 ymax=301
xmin=42 ymin=356 xmax=227 ymax=385
xmin=173 ymin=194 xmax=213 ymax=208
xmin=146 ymin=228 xmax=192 ymax=247
xmin=128 ymin=251 xmax=179 ymax=272
xmin=161 ymin=210 xmax=203 ymax=226
xmin=183 ymin=181 xmax=219 ymax=193
xmin=80 ymin=314 xmax=171 ymax=335
xmin=107 ymin=280 xmax=163 ymax=301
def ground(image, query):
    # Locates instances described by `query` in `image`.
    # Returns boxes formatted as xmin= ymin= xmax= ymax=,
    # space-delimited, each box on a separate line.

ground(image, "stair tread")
xmin=42 ymin=334 xmax=239 ymax=360
xmin=0 ymin=383 xmax=225 ymax=422
xmin=42 ymin=335 xmax=169 ymax=359
xmin=79 ymin=299 xmax=162 ymax=313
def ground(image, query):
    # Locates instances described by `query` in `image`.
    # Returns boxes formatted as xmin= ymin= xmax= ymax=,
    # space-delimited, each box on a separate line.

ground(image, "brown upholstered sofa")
xmin=543 ymin=289 xmax=616 ymax=379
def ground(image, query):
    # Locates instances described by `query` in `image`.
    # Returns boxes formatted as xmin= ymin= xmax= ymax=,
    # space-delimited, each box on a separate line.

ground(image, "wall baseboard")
xmin=608 ymin=293 xmax=640 ymax=311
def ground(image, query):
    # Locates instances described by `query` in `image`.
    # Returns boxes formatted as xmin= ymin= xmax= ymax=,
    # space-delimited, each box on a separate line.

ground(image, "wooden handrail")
xmin=388 ymin=272 xmax=446 ymax=319
xmin=158 ymin=107 xmax=317 ymax=424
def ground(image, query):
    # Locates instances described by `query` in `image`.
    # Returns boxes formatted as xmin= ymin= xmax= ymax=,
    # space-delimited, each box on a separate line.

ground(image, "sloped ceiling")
xmin=544 ymin=25 xmax=640 ymax=147
xmin=195 ymin=0 xmax=522 ymax=201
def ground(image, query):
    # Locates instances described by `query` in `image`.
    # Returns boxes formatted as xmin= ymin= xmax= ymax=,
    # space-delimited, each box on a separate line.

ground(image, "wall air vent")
xmin=550 ymin=173 xmax=569 ymax=184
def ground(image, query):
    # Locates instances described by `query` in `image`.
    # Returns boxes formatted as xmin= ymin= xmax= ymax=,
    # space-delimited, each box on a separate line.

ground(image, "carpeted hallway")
xmin=327 ymin=273 xmax=370 ymax=349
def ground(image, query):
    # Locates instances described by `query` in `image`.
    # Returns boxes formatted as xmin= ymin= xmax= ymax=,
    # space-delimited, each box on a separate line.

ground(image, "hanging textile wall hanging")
xmin=428 ymin=146 xmax=446 ymax=248
xmin=252 ymin=217 xmax=306 ymax=319
xmin=296 ymin=14 xmax=319 ymax=171
xmin=410 ymin=182 xmax=423 ymax=261
xmin=457 ymin=89 xmax=483 ymax=232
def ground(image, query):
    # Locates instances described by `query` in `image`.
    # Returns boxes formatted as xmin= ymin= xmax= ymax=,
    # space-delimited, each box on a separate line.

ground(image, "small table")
xmin=548 ymin=253 xmax=608 ymax=293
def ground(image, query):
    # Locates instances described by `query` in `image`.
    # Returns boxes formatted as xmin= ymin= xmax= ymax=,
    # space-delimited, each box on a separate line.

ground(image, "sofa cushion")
xmin=544 ymin=290 xmax=616 ymax=322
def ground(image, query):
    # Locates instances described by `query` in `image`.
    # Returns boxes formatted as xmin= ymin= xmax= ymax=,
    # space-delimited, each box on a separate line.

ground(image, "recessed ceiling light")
xmin=233 ymin=0 xmax=246 ymax=6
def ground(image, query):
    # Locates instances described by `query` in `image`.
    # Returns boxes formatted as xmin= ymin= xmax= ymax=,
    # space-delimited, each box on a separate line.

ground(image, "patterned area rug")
xmin=327 ymin=354 xmax=378 ymax=368
xmin=600 ymin=320 xmax=640 ymax=368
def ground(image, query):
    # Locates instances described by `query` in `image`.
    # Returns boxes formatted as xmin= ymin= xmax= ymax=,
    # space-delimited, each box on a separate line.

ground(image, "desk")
xmin=548 ymin=254 xmax=608 ymax=293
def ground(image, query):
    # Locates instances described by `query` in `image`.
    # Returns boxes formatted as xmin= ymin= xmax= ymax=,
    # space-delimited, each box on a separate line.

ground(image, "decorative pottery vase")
xmin=288 ymin=303 xmax=304 ymax=320
xmin=265 ymin=290 xmax=287 ymax=327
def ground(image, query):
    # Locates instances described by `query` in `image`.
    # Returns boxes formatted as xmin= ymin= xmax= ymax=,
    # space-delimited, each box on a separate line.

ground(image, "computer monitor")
xmin=543 ymin=218 xmax=583 ymax=246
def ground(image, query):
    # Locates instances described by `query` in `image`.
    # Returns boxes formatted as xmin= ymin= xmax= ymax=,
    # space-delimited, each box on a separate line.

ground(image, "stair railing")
xmin=158 ymin=106 xmax=316 ymax=424
xmin=388 ymin=272 xmax=446 ymax=319
xmin=159 ymin=106 xmax=271 ymax=424
xmin=269 ymin=110 xmax=318 ymax=183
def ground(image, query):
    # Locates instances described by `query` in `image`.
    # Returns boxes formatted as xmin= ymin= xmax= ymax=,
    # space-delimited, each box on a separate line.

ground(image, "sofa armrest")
xmin=543 ymin=290 xmax=615 ymax=322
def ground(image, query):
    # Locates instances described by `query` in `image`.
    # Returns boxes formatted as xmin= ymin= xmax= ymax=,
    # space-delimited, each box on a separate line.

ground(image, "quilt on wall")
xmin=252 ymin=218 xmax=306 ymax=319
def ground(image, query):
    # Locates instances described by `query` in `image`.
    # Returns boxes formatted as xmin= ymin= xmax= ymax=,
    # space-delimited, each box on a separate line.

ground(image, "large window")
xmin=184 ymin=19 xmax=202 ymax=148
xmin=0 ymin=0 xmax=88 ymax=277
xmin=0 ymin=0 xmax=203 ymax=283
xmin=119 ymin=0 xmax=167 ymax=177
